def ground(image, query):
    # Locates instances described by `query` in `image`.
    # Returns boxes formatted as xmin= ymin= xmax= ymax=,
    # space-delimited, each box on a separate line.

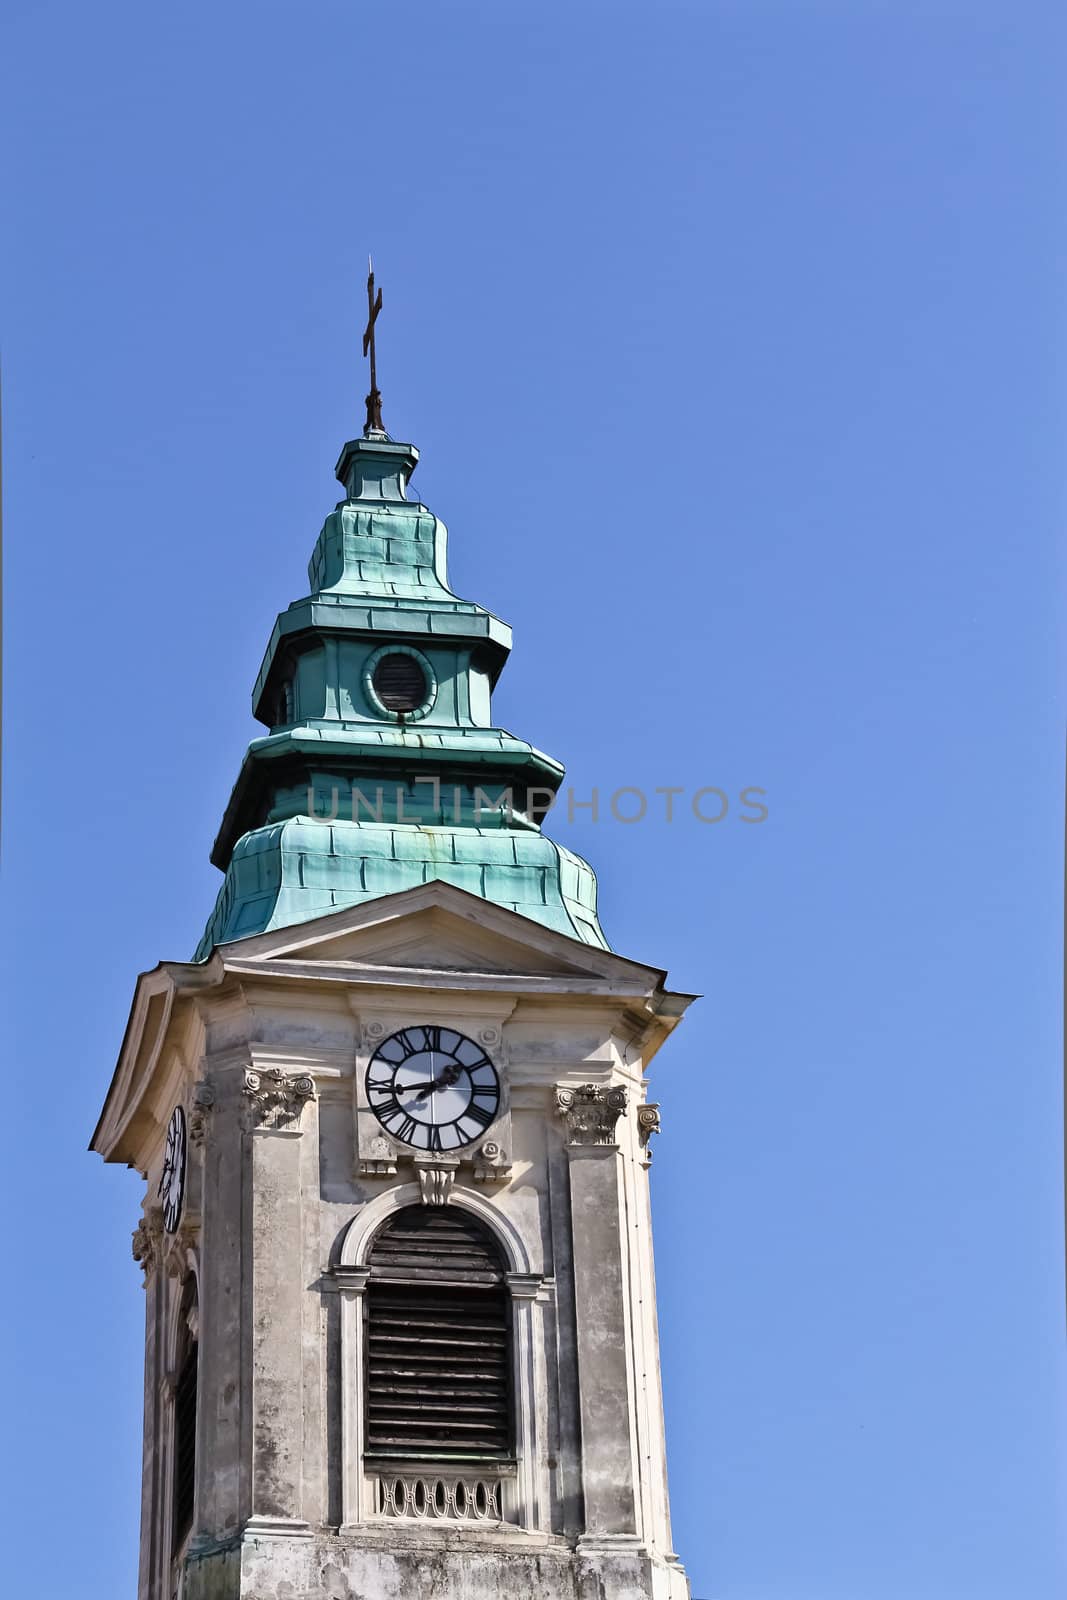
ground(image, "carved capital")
xmin=132 ymin=1207 xmax=165 ymax=1282
xmin=329 ymin=1264 xmax=371 ymax=1296
xmin=188 ymin=1081 xmax=215 ymax=1146
xmin=556 ymin=1083 xmax=627 ymax=1147
xmin=243 ymin=1067 xmax=316 ymax=1129
xmin=637 ymin=1102 xmax=661 ymax=1164
xmin=506 ymin=1271 xmax=551 ymax=1301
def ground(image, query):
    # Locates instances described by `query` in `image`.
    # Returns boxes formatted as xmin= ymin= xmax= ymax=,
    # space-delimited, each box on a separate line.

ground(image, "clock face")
xmin=365 ymin=1026 xmax=501 ymax=1152
xmin=159 ymin=1105 xmax=187 ymax=1234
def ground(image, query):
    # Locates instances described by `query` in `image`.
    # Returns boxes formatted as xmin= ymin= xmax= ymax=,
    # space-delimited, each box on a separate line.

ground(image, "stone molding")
xmin=358 ymin=1139 xmax=512 ymax=1187
xmin=338 ymin=1183 xmax=533 ymax=1274
xmin=556 ymin=1083 xmax=628 ymax=1147
xmin=506 ymin=1271 xmax=553 ymax=1301
xmin=576 ymin=1533 xmax=647 ymax=1554
xmin=328 ymin=1265 xmax=371 ymax=1295
xmin=242 ymin=1067 xmax=316 ymax=1129
xmin=241 ymin=1515 xmax=314 ymax=1541
xmin=358 ymin=1154 xmax=398 ymax=1177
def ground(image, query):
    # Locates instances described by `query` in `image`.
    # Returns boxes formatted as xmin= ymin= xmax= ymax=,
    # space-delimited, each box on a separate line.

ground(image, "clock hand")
xmin=393 ymin=1064 xmax=462 ymax=1097
xmin=411 ymin=1063 xmax=464 ymax=1105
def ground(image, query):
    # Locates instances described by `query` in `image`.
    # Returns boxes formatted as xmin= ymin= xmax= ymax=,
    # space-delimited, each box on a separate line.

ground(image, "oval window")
xmin=372 ymin=652 xmax=427 ymax=713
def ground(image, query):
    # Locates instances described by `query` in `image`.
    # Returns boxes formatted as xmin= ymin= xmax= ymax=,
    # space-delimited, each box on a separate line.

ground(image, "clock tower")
xmin=92 ymin=305 xmax=696 ymax=1600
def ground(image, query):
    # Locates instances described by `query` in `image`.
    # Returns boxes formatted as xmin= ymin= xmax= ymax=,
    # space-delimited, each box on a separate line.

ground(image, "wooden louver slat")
xmin=365 ymin=1209 xmax=512 ymax=1460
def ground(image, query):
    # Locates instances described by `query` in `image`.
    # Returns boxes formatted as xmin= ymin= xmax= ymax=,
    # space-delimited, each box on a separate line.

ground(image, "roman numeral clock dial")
xmin=365 ymin=1026 xmax=501 ymax=1153
xmin=158 ymin=1105 xmax=187 ymax=1234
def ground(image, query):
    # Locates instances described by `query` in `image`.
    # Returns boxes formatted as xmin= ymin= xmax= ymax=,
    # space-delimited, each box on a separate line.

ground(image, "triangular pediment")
xmin=262 ymin=908 xmax=598 ymax=978
xmin=92 ymin=882 xmax=695 ymax=1171
xmin=221 ymin=882 xmax=627 ymax=983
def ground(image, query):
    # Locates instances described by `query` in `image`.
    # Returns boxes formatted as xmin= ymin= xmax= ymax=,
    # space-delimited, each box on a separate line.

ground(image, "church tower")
xmin=92 ymin=276 xmax=696 ymax=1600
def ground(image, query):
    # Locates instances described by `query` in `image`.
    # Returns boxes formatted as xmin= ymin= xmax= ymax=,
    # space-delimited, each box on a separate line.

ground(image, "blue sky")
xmin=2 ymin=2 xmax=1064 ymax=1596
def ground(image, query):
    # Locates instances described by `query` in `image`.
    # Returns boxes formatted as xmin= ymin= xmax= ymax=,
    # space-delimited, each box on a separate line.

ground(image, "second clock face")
xmin=365 ymin=1025 xmax=500 ymax=1152
xmin=159 ymin=1105 xmax=187 ymax=1234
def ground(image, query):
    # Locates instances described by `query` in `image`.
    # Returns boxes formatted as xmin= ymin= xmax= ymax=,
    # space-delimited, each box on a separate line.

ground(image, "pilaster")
xmin=332 ymin=1263 xmax=371 ymax=1529
xmin=557 ymin=1084 xmax=640 ymax=1539
xmin=195 ymin=1064 xmax=246 ymax=1545
xmin=244 ymin=1068 xmax=316 ymax=1536
xmin=135 ymin=1211 xmax=165 ymax=1600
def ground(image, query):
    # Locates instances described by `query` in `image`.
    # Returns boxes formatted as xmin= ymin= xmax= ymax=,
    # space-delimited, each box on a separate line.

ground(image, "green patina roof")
xmin=196 ymin=426 xmax=608 ymax=957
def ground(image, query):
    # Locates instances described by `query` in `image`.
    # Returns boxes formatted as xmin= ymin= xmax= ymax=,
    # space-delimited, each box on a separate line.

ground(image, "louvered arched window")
xmin=365 ymin=1207 xmax=512 ymax=1462
xmin=171 ymin=1277 xmax=198 ymax=1553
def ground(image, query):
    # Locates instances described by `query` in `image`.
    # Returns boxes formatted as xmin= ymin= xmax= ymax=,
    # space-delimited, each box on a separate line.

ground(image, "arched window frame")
xmin=362 ymin=643 xmax=437 ymax=724
xmin=163 ymin=1268 xmax=200 ymax=1575
xmin=364 ymin=1206 xmax=513 ymax=1463
xmin=332 ymin=1187 xmax=550 ymax=1534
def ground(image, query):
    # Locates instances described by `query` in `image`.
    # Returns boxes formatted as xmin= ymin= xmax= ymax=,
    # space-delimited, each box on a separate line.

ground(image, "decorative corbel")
xmin=358 ymin=1132 xmax=398 ymax=1178
xmin=472 ymin=1139 xmax=513 ymax=1184
xmin=555 ymin=1083 xmax=628 ymax=1147
xmin=413 ymin=1155 xmax=461 ymax=1206
xmin=637 ymin=1103 xmax=661 ymax=1165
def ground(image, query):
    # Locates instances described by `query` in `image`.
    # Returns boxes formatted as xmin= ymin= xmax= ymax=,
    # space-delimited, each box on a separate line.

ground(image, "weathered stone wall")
xmin=110 ymin=895 xmax=692 ymax=1600
xmin=183 ymin=1535 xmax=687 ymax=1600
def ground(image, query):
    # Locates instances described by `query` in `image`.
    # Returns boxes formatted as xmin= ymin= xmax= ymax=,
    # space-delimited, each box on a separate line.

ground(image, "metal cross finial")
xmin=362 ymin=256 xmax=385 ymax=435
